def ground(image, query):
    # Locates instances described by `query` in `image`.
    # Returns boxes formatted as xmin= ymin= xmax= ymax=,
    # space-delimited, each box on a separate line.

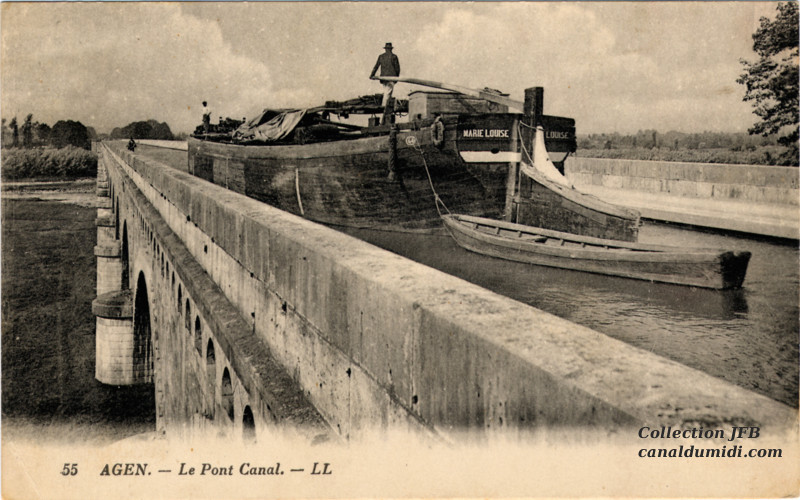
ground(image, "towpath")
xmin=577 ymin=184 xmax=799 ymax=240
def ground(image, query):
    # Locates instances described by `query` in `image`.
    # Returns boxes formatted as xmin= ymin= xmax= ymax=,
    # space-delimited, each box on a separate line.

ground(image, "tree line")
xmin=578 ymin=130 xmax=782 ymax=151
xmin=1 ymin=116 xmax=178 ymax=150
xmin=1 ymin=115 xmax=96 ymax=150
xmin=108 ymin=119 xmax=175 ymax=141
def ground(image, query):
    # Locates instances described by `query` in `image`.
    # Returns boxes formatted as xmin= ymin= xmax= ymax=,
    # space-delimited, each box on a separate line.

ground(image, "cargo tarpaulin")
xmin=233 ymin=109 xmax=307 ymax=142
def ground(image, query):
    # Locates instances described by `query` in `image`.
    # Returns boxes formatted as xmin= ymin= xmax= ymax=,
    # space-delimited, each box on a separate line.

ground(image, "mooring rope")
xmin=411 ymin=140 xmax=451 ymax=217
xmin=517 ymin=121 xmax=535 ymax=165
xmin=294 ymin=168 xmax=305 ymax=216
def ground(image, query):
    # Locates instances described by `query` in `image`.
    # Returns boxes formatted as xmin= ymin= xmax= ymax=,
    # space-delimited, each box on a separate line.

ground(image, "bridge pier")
xmin=92 ymin=148 xmax=150 ymax=389
xmin=92 ymin=290 xmax=135 ymax=385
xmin=96 ymin=151 xmax=109 ymax=196
xmin=95 ymin=184 xmax=121 ymax=295
xmin=94 ymin=242 xmax=122 ymax=295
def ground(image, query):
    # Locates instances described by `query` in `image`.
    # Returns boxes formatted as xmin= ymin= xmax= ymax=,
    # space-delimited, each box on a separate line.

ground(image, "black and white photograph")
xmin=1 ymin=2 xmax=798 ymax=498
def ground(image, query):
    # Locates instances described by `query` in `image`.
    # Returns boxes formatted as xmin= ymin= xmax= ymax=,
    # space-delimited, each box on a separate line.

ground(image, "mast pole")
xmin=522 ymin=87 xmax=544 ymax=157
xmin=503 ymin=117 xmax=519 ymax=222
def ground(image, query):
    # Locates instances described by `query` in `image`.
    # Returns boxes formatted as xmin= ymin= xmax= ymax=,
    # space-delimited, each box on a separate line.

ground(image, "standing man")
xmin=369 ymin=43 xmax=400 ymax=124
xmin=202 ymin=101 xmax=212 ymax=134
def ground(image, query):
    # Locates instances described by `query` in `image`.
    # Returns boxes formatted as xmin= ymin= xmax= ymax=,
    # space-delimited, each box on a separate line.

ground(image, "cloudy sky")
xmin=1 ymin=2 xmax=779 ymax=135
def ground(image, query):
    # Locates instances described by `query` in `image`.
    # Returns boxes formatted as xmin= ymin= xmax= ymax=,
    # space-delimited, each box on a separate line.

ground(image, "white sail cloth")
xmin=520 ymin=126 xmax=574 ymax=188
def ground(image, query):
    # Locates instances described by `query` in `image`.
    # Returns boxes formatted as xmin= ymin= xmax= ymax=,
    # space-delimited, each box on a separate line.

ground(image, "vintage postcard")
xmin=2 ymin=2 xmax=798 ymax=499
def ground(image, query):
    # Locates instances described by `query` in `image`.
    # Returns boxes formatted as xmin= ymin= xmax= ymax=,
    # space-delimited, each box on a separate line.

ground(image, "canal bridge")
xmin=91 ymin=140 xmax=795 ymax=443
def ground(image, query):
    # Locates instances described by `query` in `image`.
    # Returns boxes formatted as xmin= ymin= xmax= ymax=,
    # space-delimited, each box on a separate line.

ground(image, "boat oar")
xmin=377 ymin=77 xmax=524 ymax=112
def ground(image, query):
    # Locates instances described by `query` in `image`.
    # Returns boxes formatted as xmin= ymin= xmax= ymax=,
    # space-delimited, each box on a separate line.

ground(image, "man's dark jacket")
xmin=371 ymin=52 xmax=400 ymax=78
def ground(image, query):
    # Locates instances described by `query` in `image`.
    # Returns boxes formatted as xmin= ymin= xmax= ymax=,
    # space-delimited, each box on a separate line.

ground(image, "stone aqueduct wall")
xmin=94 ymin=141 xmax=795 ymax=442
xmin=566 ymin=157 xmax=799 ymax=205
xmin=94 ymin=143 xmax=329 ymax=441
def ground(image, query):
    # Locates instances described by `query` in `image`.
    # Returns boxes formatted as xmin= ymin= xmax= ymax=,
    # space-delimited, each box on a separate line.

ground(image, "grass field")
xmin=1 ymin=197 xmax=155 ymax=444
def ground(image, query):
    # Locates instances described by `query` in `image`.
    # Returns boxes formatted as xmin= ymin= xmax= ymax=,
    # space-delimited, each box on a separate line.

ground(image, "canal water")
xmin=140 ymin=144 xmax=799 ymax=408
xmin=343 ymin=224 xmax=799 ymax=408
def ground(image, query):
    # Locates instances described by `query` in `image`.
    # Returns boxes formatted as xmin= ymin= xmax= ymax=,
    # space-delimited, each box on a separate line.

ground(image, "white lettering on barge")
xmin=462 ymin=129 xmax=510 ymax=139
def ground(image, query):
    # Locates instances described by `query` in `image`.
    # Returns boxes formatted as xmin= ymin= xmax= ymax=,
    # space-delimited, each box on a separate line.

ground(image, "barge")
xmin=188 ymin=83 xmax=640 ymax=240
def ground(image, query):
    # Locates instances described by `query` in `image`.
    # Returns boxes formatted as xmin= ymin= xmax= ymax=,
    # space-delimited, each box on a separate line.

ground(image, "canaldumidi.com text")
xmin=638 ymin=444 xmax=782 ymax=458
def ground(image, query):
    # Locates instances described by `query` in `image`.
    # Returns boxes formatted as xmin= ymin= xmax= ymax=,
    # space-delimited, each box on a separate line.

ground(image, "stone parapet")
xmin=103 ymin=141 xmax=797 ymax=439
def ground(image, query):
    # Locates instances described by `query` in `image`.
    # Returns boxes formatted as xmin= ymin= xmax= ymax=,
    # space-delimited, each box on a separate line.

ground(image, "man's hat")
xmin=384 ymin=42 xmax=393 ymax=49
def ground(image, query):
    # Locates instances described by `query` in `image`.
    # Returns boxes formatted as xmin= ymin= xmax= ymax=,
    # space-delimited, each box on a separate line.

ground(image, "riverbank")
xmin=2 ymin=178 xmax=101 ymax=208
xmin=1 ymin=189 xmax=155 ymax=445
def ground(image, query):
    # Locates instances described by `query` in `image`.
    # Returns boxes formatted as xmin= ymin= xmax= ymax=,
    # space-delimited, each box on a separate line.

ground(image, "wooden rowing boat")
xmin=441 ymin=213 xmax=751 ymax=289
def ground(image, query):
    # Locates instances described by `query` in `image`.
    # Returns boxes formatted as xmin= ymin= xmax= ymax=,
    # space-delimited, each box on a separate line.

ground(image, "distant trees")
xmin=577 ymin=130 xmax=795 ymax=165
xmin=2 ymin=115 xmax=177 ymax=148
xmin=9 ymin=117 xmax=19 ymax=147
xmin=50 ymin=120 xmax=91 ymax=149
xmin=21 ymin=114 xmax=36 ymax=148
xmin=578 ymin=130 xmax=776 ymax=151
xmin=1 ymin=115 xmax=91 ymax=150
xmin=35 ymin=123 xmax=51 ymax=144
xmin=738 ymin=2 xmax=799 ymax=162
xmin=109 ymin=119 xmax=174 ymax=140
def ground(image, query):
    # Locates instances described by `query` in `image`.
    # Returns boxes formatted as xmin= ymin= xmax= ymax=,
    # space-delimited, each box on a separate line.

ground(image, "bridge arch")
xmin=221 ymin=367 xmax=234 ymax=421
xmin=184 ymin=299 xmax=191 ymax=331
xmin=121 ymin=222 xmax=130 ymax=290
xmin=133 ymin=272 xmax=154 ymax=383
xmin=115 ymin=199 xmax=120 ymax=240
xmin=194 ymin=317 xmax=203 ymax=355
xmin=206 ymin=339 xmax=216 ymax=392
xmin=242 ymin=405 xmax=256 ymax=441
